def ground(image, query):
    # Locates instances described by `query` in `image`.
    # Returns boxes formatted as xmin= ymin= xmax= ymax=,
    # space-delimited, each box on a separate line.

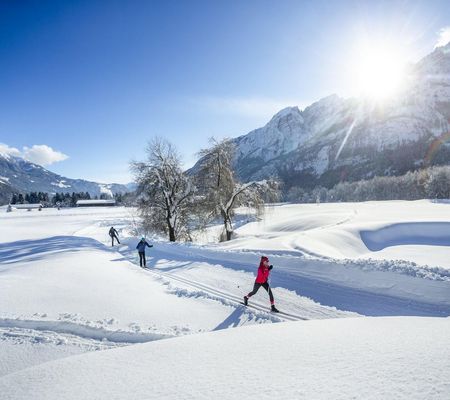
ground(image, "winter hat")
xmin=259 ymin=256 xmax=269 ymax=269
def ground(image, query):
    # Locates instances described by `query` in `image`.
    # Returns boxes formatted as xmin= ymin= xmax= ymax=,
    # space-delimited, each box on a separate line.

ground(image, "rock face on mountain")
xmin=0 ymin=153 xmax=131 ymax=201
xmin=230 ymin=42 xmax=450 ymax=189
xmin=0 ymin=180 xmax=17 ymax=206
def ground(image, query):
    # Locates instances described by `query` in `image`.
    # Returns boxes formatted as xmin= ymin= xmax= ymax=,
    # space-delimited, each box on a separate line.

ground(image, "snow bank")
xmin=1 ymin=317 xmax=449 ymax=400
xmin=0 ymin=326 xmax=123 ymax=377
xmin=224 ymin=200 xmax=450 ymax=271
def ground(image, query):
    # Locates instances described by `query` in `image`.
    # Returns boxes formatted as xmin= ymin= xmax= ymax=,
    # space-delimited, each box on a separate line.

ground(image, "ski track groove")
xmin=139 ymin=267 xmax=307 ymax=322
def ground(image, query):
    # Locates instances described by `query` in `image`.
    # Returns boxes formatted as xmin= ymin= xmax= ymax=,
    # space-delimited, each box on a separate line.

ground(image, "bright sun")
xmin=356 ymin=46 xmax=406 ymax=100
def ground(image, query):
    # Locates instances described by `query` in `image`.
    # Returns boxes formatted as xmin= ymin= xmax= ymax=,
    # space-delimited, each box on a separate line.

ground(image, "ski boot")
xmin=271 ymin=305 xmax=279 ymax=313
xmin=243 ymin=296 xmax=248 ymax=306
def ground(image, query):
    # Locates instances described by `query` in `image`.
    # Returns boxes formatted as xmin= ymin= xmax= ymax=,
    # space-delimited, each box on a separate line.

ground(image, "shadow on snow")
xmin=0 ymin=236 xmax=112 ymax=266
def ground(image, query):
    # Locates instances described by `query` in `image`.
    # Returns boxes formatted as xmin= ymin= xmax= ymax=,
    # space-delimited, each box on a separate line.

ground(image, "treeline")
xmin=132 ymin=137 xmax=280 ymax=242
xmin=10 ymin=191 xmax=132 ymax=207
xmin=10 ymin=192 xmax=51 ymax=205
xmin=286 ymin=165 xmax=450 ymax=203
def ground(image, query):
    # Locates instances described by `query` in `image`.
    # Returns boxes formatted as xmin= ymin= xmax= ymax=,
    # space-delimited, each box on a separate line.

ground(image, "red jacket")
xmin=255 ymin=257 xmax=271 ymax=283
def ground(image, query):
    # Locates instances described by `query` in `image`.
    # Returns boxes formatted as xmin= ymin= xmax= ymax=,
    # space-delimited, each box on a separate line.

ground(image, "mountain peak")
xmin=0 ymin=154 xmax=132 ymax=200
xmin=436 ymin=41 xmax=450 ymax=52
xmin=229 ymin=44 xmax=450 ymax=187
xmin=270 ymin=106 xmax=301 ymax=120
xmin=308 ymin=93 xmax=341 ymax=108
xmin=0 ymin=151 xmax=12 ymax=161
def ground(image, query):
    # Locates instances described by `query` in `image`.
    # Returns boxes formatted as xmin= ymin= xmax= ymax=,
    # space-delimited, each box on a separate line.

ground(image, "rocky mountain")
xmin=226 ymin=42 xmax=450 ymax=189
xmin=0 ymin=152 xmax=133 ymax=202
xmin=0 ymin=180 xmax=18 ymax=206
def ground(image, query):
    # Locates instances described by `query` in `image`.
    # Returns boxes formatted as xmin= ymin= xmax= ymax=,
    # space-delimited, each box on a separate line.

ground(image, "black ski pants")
xmin=110 ymin=234 xmax=120 ymax=246
xmin=139 ymin=252 xmax=146 ymax=267
xmin=247 ymin=282 xmax=274 ymax=303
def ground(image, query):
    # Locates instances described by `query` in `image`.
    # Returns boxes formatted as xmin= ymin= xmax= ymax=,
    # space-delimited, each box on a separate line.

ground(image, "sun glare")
xmin=355 ymin=46 xmax=407 ymax=101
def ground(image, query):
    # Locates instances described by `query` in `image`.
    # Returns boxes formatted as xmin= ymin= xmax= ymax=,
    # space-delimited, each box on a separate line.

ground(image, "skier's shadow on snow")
xmin=0 ymin=236 xmax=109 ymax=266
xmin=213 ymin=307 xmax=247 ymax=331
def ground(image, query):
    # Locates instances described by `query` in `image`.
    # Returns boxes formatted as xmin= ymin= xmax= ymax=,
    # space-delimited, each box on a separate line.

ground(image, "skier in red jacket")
xmin=244 ymin=256 xmax=279 ymax=312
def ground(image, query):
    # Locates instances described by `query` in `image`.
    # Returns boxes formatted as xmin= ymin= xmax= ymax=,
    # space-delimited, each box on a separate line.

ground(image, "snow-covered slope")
xmin=1 ymin=203 xmax=450 ymax=398
xmin=1 ymin=317 xmax=449 ymax=400
xmin=0 ymin=206 xmax=357 ymax=378
xmin=226 ymin=200 xmax=450 ymax=268
xmin=206 ymin=202 xmax=450 ymax=316
xmin=211 ymin=42 xmax=450 ymax=187
xmin=0 ymin=152 xmax=131 ymax=201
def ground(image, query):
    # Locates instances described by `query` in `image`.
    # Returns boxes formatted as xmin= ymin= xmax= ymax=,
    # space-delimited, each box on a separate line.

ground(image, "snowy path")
xmin=114 ymin=240 xmax=450 ymax=317
xmin=139 ymin=267 xmax=307 ymax=321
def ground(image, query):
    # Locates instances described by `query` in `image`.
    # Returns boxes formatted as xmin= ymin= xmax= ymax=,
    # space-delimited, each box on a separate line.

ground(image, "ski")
xmin=240 ymin=302 xmax=280 ymax=314
xmin=240 ymin=302 xmax=307 ymax=320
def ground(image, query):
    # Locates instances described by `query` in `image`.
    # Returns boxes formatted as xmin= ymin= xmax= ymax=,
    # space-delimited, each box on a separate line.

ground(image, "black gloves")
xmin=268 ymin=265 xmax=273 ymax=270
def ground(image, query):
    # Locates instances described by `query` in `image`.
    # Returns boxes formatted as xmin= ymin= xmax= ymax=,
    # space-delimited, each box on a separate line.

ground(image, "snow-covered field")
xmin=227 ymin=200 xmax=450 ymax=268
xmin=1 ymin=201 xmax=449 ymax=399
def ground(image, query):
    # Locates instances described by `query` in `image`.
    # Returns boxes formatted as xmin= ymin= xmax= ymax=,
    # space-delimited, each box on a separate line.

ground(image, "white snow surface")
xmin=1 ymin=202 xmax=450 ymax=398
xmin=51 ymin=180 xmax=71 ymax=188
xmin=0 ymin=206 xmax=354 ymax=379
xmin=226 ymin=200 xmax=450 ymax=270
xmin=1 ymin=317 xmax=449 ymax=400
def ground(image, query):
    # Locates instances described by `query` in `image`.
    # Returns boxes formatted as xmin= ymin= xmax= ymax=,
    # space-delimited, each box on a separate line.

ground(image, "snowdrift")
xmin=1 ymin=317 xmax=449 ymax=400
xmin=224 ymin=200 xmax=450 ymax=270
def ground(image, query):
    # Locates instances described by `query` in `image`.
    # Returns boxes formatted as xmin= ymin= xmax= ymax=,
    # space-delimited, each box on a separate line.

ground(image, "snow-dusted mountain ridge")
xmin=228 ymin=42 xmax=450 ymax=188
xmin=0 ymin=152 xmax=132 ymax=198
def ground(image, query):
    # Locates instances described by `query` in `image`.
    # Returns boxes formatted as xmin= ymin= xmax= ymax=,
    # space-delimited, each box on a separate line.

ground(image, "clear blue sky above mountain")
xmin=1 ymin=0 xmax=449 ymax=183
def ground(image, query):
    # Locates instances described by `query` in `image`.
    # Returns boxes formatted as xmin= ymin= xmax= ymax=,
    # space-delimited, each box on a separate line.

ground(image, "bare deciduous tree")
xmin=131 ymin=138 xmax=195 ymax=242
xmin=196 ymin=137 xmax=279 ymax=241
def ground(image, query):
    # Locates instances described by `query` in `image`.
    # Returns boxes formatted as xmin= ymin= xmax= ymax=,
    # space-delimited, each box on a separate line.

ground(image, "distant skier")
xmin=109 ymin=226 xmax=120 ymax=246
xmin=136 ymin=237 xmax=153 ymax=268
xmin=244 ymin=256 xmax=279 ymax=312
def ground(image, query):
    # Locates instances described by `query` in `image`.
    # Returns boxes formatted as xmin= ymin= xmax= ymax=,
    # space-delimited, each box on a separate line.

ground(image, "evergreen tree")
xmin=71 ymin=192 xmax=77 ymax=206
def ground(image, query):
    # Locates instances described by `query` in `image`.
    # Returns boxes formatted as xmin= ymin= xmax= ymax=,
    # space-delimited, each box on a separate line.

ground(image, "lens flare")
xmin=355 ymin=45 xmax=407 ymax=100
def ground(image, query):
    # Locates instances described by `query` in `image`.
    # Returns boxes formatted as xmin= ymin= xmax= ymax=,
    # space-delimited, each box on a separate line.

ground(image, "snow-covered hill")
xmin=1 ymin=317 xmax=449 ymax=400
xmin=211 ymin=42 xmax=450 ymax=188
xmin=1 ymin=202 xmax=449 ymax=398
xmin=0 ymin=152 xmax=132 ymax=201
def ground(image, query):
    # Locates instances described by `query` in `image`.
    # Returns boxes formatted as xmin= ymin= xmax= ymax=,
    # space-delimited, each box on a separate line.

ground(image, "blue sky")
xmin=1 ymin=0 xmax=450 ymax=183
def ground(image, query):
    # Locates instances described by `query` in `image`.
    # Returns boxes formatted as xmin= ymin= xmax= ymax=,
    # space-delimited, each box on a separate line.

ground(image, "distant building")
xmin=76 ymin=199 xmax=116 ymax=207
xmin=13 ymin=203 xmax=43 ymax=211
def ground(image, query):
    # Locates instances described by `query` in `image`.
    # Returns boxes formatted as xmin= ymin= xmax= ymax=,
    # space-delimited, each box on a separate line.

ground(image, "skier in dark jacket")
xmin=136 ymin=237 xmax=153 ymax=268
xmin=244 ymin=256 xmax=279 ymax=312
xmin=109 ymin=227 xmax=120 ymax=246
